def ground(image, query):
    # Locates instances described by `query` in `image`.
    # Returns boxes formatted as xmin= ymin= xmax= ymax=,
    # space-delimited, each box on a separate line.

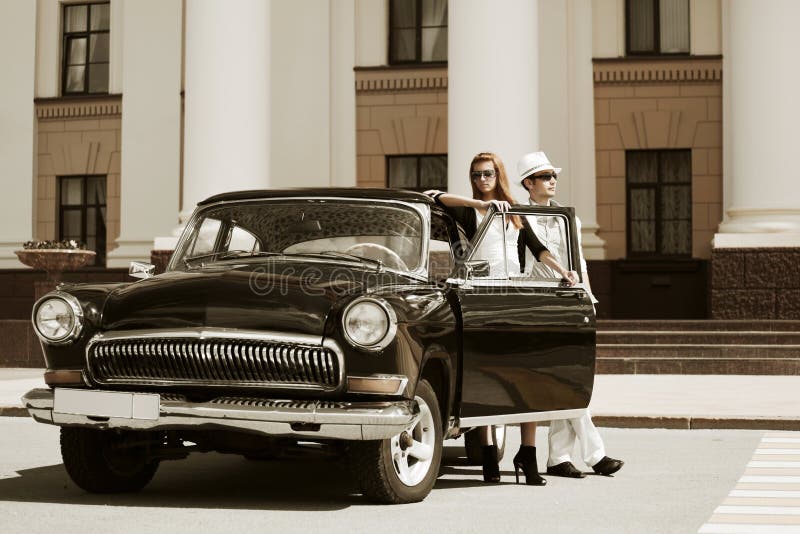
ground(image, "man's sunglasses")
xmin=534 ymin=173 xmax=558 ymax=181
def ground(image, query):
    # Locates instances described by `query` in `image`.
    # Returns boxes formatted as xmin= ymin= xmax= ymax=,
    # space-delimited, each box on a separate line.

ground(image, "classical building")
xmin=0 ymin=0 xmax=798 ymax=320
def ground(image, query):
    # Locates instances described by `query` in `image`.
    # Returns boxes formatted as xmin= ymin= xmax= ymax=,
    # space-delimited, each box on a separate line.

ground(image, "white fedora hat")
xmin=517 ymin=151 xmax=562 ymax=184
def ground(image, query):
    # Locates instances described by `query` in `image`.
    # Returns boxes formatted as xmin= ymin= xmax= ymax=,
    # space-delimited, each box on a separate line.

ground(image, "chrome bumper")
xmin=22 ymin=388 xmax=418 ymax=440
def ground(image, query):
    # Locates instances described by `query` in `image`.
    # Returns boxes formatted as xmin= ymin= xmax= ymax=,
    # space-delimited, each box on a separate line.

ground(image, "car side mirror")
xmin=465 ymin=260 xmax=490 ymax=279
xmin=129 ymin=261 xmax=155 ymax=280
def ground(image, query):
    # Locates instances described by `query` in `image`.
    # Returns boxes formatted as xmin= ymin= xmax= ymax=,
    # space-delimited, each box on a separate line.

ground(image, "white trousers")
xmin=547 ymin=410 xmax=606 ymax=467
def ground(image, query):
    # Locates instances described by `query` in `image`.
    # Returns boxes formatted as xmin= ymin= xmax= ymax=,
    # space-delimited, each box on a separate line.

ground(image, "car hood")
xmin=99 ymin=261 xmax=408 ymax=335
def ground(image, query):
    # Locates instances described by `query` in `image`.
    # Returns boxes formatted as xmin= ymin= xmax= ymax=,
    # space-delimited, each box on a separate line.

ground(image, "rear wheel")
xmin=464 ymin=425 xmax=506 ymax=465
xmin=348 ymin=379 xmax=442 ymax=504
xmin=60 ymin=427 xmax=159 ymax=493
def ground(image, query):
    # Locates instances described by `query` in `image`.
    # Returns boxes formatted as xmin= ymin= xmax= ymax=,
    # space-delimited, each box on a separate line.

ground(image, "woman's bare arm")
xmin=423 ymin=190 xmax=510 ymax=211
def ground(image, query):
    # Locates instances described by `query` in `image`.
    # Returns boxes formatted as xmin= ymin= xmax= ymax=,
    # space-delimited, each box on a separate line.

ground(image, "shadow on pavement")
xmin=0 ymin=453 xmax=362 ymax=511
xmin=0 ymin=442 xmax=482 ymax=508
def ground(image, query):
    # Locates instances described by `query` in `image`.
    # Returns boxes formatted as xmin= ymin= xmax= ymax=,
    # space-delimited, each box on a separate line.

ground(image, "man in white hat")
xmin=517 ymin=150 xmax=624 ymax=478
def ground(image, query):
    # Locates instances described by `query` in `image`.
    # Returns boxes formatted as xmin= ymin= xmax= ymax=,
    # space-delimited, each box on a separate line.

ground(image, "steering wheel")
xmin=343 ymin=243 xmax=409 ymax=271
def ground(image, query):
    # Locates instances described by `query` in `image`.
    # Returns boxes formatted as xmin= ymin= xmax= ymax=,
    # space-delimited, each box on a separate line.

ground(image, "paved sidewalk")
xmin=3 ymin=368 xmax=799 ymax=429
xmin=590 ymin=375 xmax=800 ymax=430
xmin=0 ymin=369 xmax=46 ymax=416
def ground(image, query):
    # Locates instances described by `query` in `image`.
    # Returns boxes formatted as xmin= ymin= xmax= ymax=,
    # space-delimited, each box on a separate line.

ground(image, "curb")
xmin=0 ymin=407 xmax=29 ymax=417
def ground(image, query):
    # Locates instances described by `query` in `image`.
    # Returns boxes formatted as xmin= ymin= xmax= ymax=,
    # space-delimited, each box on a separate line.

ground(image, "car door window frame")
xmin=428 ymin=211 xmax=457 ymax=283
xmin=450 ymin=205 xmax=582 ymax=288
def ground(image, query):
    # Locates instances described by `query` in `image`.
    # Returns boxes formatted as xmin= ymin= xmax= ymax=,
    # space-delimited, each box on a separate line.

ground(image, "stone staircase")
xmin=597 ymin=320 xmax=800 ymax=374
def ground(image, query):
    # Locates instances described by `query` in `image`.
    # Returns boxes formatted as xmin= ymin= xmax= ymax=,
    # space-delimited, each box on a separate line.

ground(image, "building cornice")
xmin=35 ymin=94 xmax=122 ymax=119
xmin=355 ymin=67 xmax=447 ymax=93
xmin=593 ymin=57 xmax=722 ymax=84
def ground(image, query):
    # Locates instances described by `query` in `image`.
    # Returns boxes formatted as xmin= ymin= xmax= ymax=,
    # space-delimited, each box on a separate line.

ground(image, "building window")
xmin=626 ymin=150 xmax=691 ymax=257
xmin=387 ymin=155 xmax=447 ymax=192
xmin=62 ymin=2 xmax=110 ymax=95
xmin=389 ymin=0 xmax=448 ymax=64
xmin=626 ymin=0 xmax=689 ymax=55
xmin=59 ymin=176 xmax=107 ymax=266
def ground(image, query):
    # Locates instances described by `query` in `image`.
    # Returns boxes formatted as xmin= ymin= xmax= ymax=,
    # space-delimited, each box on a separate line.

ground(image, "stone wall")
xmin=712 ymin=248 xmax=800 ymax=319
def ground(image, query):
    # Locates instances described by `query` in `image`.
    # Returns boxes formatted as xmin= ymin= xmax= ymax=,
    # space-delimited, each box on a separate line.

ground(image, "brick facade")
xmin=593 ymin=57 xmax=723 ymax=260
xmin=355 ymin=67 xmax=447 ymax=188
xmin=34 ymin=96 xmax=122 ymax=257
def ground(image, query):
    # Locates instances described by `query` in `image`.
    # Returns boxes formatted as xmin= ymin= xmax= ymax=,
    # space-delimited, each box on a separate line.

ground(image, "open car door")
xmin=449 ymin=205 xmax=596 ymax=427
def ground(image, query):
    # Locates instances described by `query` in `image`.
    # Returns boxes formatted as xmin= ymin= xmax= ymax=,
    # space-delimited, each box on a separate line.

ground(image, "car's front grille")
xmin=87 ymin=337 xmax=342 ymax=390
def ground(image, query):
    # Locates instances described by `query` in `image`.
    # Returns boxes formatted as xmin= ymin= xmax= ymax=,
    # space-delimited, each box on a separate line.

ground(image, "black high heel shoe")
xmin=481 ymin=445 xmax=500 ymax=483
xmin=512 ymin=446 xmax=547 ymax=486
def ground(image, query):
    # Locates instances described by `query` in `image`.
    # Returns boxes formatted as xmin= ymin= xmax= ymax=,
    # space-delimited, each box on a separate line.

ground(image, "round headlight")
xmin=33 ymin=293 xmax=83 ymax=344
xmin=342 ymin=297 xmax=397 ymax=351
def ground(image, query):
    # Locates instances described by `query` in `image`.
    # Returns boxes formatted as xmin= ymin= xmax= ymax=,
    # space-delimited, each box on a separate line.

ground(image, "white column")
xmin=715 ymin=0 xmax=800 ymax=248
xmin=109 ymin=0 xmax=124 ymax=94
xmin=591 ymin=0 xmax=624 ymax=59
xmin=0 ymin=0 xmax=36 ymax=267
xmin=269 ymin=0 xmax=334 ymax=188
xmin=35 ymin=0 xmax=59 ymax=98
xmin=448 ymin=0 xmax=539 ymax=198
xmin=556 ymin=0 xmax=605 ymax=258
xmin=690 ymin=0 xmax=721 ymax=56
xmin=540 ymin=0 xmax=605 ymax=259
xmin=107 ymin=0 xmax=182 ymax=267
xmin=331 ymin=0 xmax=357 ymax=186
xmin=182 ymin=0 xmax=270 ymax=222
xmin=355 ymin=0 xmax=388 ymax=67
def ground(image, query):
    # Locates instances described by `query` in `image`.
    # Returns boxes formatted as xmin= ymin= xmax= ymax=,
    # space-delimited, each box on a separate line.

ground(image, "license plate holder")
xmin=54 ymin=389 xmax=160 ymax=420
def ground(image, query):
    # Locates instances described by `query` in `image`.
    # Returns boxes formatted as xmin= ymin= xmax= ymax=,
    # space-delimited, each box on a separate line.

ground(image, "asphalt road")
xmin=0 ymin=418 xmax=763 ymax=533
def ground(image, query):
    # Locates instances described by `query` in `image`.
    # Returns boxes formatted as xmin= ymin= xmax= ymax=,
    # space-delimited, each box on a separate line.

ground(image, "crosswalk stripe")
xmin=701 ymin=524 xmax=800 ymax=533
xmin=700 ymin=432 xmax=800 ymax=533
xmin=740 ymin=476 xmax=800 ymax=483
xmin=724 ymin=497 xmax=800 ymax=506
xmin=745 ymin=468 xmax=800 ymax=476
xmin=731 ymin=490 xmax=800 ymax=498
xmin=737 ymin=483 xmax=800 ymax=491
xmin=716 ymin=506 xmax=800 ymax=515
xmin=709 ymin=514 xmax=800 ymax=525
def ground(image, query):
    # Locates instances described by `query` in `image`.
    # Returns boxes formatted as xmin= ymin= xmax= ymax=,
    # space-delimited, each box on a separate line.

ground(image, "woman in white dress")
xmin=426 ymin=152 xmax=578 ymax=486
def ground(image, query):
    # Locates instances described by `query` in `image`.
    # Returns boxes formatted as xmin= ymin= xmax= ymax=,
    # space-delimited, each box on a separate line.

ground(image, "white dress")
xmin=472 ymin=209 xmax=520 ymax=278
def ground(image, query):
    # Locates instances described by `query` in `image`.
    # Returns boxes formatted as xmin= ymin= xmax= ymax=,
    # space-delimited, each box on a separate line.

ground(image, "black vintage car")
xmin=23 ymin=189 xmax=595 ymax=504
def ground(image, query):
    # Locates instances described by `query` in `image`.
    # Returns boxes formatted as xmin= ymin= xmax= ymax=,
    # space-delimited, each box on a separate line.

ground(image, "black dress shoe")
xmin=546 ymin=461 xmax=586 ymax=478
xmin=592 ymin=456 xmax=624 ymax=476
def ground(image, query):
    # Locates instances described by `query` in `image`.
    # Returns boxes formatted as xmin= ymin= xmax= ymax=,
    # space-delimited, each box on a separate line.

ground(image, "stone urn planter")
xmin=15 ymin=248 xmax=96 ymax=300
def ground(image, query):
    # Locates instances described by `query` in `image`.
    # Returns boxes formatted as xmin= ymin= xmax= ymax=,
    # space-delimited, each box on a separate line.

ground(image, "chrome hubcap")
xmin=390 ymin=395 xmax=435 ymax=487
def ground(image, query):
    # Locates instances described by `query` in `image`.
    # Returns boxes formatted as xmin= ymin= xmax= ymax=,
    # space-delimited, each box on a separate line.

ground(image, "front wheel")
xmin=60 ymin=427 xmax=159 ymax=493
xmin=348 ymin=379 xmax=442 ymax=504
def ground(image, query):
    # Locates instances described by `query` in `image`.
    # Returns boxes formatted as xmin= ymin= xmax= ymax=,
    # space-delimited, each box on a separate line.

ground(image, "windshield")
xmin=170 ymin=199 xmax=425 ymax=272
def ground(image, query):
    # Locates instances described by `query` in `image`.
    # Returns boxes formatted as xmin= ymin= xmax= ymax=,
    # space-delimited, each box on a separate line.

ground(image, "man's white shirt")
xmin=523 ymin=198 xmax=597 ymax=304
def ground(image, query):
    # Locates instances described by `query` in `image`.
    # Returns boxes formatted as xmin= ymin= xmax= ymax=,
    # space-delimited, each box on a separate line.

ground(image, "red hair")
xmin=469 ymin=152 xmax=521 ymax=229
